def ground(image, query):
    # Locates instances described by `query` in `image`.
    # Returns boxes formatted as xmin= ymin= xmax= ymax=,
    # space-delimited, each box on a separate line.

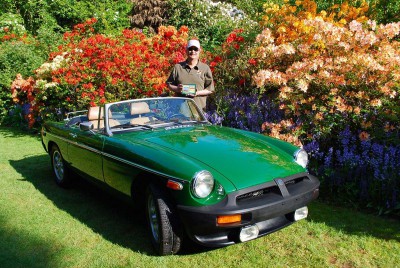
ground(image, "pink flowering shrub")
xmin=252 ymin=0 xmax=400 ymax=145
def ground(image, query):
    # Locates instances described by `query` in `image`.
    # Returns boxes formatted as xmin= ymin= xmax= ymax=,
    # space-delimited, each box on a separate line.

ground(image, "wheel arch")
xmin=47 ymin=141 xmax=57 ymax=154
xmin=130 ymin=171 xmax=170 ymax=207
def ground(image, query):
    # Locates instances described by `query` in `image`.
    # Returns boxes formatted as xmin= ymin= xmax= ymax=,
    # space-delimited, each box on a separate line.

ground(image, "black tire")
xmin=145 ymin=184 xmax=182 ymax=255
xmin=50 ymin=145 xmax=71 ymax=187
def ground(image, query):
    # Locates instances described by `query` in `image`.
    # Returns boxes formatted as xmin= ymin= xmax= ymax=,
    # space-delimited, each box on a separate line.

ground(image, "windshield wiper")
xmin=170 ymin=119 xmax=201 ymax=125
xmin=182 ymin=120 xmax=200 ymax=124
xmin=111 ymin=123 xmax=153 ymax=130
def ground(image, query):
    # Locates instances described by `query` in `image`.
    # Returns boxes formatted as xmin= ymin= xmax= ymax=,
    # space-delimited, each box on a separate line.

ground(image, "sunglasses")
xmin=188 ymin=47 xmax=199 ymax=52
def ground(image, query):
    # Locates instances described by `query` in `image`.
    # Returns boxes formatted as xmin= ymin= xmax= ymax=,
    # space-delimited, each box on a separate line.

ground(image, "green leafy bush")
xmin=4 ymin=0 xmax=132 ymax=35
xmin=166 ymin=0 xmax=258 ymax=51
xmin=0 ymin=36 xmax=46 ymax=125
xmin=0 ymin=12 xmax=26 ymax=34
xmin=371 ymin=0 xmax=400 ymax=23
xmin=224 ymin=0 xmax=267 ymax=20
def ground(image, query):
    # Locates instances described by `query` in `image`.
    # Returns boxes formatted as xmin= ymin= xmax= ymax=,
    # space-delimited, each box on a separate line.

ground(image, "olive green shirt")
xmin=166 ymin=61 xmax=214 ymax=110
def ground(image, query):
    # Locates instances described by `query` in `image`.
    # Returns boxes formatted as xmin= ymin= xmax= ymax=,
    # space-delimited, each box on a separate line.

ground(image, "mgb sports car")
xmin=41 ymin=97 xmax=320 ymax=255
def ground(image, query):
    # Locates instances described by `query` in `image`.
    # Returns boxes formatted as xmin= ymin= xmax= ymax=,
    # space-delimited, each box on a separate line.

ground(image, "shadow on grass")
xmin=0 ymin=126 xmax=40 ymax=139
xmin=9 ymin=154 xmax=156 ymax=255
xmin=0 ymin=215 xmax=55 ymax=268
xmin=8 ymin=154 xmax=213 ymax=257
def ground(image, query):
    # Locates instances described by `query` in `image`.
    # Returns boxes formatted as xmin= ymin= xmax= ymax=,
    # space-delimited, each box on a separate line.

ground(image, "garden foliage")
xmin=0 ymin=24 xmax=49 ymax=127
xmin=370 ymin=0 xmax=400 ymax=24
xmin=167 ymin=0 xmax=258 ymax=51
xmin=2 ymin=0 xmax=132 ymax=35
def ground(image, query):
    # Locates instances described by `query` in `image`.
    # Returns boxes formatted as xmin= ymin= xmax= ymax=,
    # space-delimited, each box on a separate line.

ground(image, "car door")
xmin=101 ymin=136 xmax=142 ymax=196
xmin=67 ymin=125 xmax=105 ymax=182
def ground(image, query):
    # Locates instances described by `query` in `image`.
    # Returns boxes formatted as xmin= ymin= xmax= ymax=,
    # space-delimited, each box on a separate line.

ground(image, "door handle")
xmin=69 ymin=133 xmax=77 ymax=138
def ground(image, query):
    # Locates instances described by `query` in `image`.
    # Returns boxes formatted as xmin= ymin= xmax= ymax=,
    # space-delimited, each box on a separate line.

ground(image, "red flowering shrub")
xmin=206 ymin=29 xmax=258 ymax=93
xmin=11 ymin=19 xmax=189 ymax=125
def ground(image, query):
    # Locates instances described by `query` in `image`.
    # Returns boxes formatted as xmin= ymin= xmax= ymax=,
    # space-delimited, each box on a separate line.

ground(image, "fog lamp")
xmin=294 ymin=206 xmax=308 ymax=221
xmin=239 ymin=225 xmax=259 ymax=242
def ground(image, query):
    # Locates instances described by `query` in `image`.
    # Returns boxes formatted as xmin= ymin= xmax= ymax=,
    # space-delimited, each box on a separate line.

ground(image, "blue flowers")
xmin=307 ymin=129 xmax=400 ymax=213
xmin=206 ymin=92 xmax=283 ymax=133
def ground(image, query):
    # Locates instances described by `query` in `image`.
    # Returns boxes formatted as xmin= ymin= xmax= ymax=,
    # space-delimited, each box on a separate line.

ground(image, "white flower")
xmin=349 ymin=20 xmax=363 ymax=32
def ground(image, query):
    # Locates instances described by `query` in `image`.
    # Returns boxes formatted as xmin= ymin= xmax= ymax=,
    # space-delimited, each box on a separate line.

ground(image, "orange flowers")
xmin=10 ymin=74 xmax=37 ymax=127
xmin=10 ymin=74 xmax=36 ymax=103
xmin=223 ymin=29 xmax=245 ymax=52
xmin=252 ymin=0 xmax=400 ymax=143
xmin=359 ymin=131 xmax=370 ymax=141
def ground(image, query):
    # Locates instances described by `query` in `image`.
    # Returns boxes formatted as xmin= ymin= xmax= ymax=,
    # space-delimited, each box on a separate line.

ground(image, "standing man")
xmin=166 ymin=39 xmax=214 ymax=111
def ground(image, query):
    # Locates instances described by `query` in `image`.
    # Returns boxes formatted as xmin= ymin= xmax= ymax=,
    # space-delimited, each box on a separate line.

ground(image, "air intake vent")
xmin=284 ymin=176 xmax=306 ymax=186
xmin=236 ymin=186 xmax=280 ymax=202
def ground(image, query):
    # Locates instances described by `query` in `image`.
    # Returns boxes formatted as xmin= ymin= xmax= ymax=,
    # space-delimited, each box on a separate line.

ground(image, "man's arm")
xmin=196 ymin=65 xmax=214 ymax=96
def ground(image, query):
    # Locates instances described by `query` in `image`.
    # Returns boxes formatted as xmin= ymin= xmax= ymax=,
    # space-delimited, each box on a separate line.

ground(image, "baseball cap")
xmin=187 ymin=39 xmax=200 ymax=49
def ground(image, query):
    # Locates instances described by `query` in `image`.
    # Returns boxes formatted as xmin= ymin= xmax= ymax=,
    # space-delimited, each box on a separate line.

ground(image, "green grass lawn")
xmin=0 ymin=126 xmax=399 ymax=268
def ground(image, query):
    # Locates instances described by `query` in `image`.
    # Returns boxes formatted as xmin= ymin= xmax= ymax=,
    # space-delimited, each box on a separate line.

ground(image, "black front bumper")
xmin=177 ymin=173 xmax=320 ymax=247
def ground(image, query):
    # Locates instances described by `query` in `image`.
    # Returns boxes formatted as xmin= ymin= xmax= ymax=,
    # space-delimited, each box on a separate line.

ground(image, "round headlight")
xmin=192 ymin=170 xmax=214 ymax=198
xmin=294 ymin=149 xmax=308 ymax=168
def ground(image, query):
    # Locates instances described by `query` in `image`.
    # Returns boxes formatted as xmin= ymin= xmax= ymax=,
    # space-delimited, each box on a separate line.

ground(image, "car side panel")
xmin=67 ymin=126 xmax=105 ymax=182
xmin=102 ymin=149 xmax=141 ymax=196
xmin=42 ymin=122 xmax=72 ymax=163
xmin=101 ymin=137 xmax=184 ymax=197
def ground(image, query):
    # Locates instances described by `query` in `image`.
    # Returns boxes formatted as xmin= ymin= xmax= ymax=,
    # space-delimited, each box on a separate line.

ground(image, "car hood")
xmin=143 ymin=125 xmax=305 ymax=190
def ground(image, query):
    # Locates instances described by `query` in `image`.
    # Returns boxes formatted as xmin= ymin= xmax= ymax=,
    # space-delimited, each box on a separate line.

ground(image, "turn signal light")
xmin=217 ymin=214 xmax=242 ymax=225
xmin=166 ymin=180 xmax=183 ymax=190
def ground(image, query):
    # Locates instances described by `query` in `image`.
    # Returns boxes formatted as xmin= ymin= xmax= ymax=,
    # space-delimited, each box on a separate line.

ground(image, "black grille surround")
xmin=236 ymin=176 xmax=308 ymax=203
xmin=236 ymin=185 xmax=280 ymax=202
xmin=177 ymin=172 xmax=320 ymax=247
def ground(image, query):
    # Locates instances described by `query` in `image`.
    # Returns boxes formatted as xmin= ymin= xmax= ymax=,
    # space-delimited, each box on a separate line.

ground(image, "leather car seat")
xmin=130 ymin=102 xmax=153 ymax=124
xmin=87 ymin=106 xmax=119 ymax=130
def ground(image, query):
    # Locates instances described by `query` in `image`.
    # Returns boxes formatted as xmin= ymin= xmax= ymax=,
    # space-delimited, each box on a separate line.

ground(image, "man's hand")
xmin=167 ymin=83 xmax=183 ymax=94
xmin=177 ymin=84 xmax=183 ymax=93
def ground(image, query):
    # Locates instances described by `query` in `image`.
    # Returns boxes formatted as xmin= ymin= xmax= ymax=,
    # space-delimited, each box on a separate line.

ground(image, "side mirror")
xmin=80 ymin=121 xmax=94 ymax=131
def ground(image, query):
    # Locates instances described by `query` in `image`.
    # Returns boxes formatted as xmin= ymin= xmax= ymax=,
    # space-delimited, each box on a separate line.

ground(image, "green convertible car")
xmin=41 ymin=97 xmax=320 ymax=255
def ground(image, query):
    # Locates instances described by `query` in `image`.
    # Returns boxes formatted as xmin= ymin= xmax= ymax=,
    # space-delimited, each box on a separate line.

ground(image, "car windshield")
xmin=106 ymin=97 xmax=208 ymax=133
